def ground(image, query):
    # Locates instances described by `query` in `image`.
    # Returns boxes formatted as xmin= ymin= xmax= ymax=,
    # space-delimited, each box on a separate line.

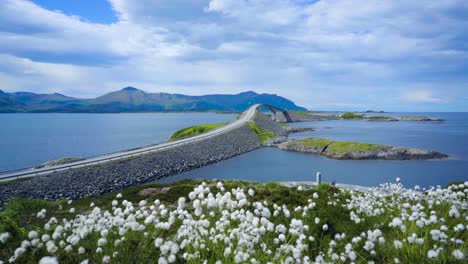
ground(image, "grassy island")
xmin=0 ymin=179 xmax=466 ymax=263
xmin=169 ymin=123 xmax=225 ymax=141
xmin=366 ymin=116 xmax=398 ymax=121
xmin=279 ymin=137 xmax=447 ymax=160
xmin=248 ymin=121 xmax=276 ymax=143
xmin=340 ymin=112 xmax=364 ymax=119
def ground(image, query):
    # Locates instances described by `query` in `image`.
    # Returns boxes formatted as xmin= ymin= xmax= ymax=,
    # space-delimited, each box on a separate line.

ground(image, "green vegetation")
xmin=340 ymin=112 xmax=364 ymax=119
xmin=248 ymin=121 xmax=276 ymax=143
xmin=293 ymin=138 xmax=333 ymax=149
xmin=278 ymin=123 xmax=288 ymax=127
xmin=366 ymin=116 xmax=398 ymax=121
xmin=286 ymin=137 xmax=387 ymax=153
xmin=1 ymin=179 xmax=466 ymax=263
xmin=169 ymin=123 xmax=225 ymax=141
xmin=326 ymin=141 xmax=386 ymax=153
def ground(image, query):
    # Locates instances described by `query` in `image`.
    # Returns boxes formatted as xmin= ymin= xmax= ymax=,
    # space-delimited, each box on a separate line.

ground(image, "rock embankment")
xmin=0 ymin=112 xmax=285 ymax=203
xmin=275 ymin=138 xmax=449 ymax=160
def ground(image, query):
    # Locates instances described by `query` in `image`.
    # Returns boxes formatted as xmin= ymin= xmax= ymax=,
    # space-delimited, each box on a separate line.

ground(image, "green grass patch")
xmin=248 ymin=121 xmax=276 ymax=143
xmin=294 ymin=138 xmax=333 ymax=149
xmin=366 ymin=116 xmax=397 ymax=121
xmin=278 ymin=123 xmax=288 ymax=127
xmin=340 ymin=112 xmax=364 ymax=119
xmin=169 ymin=123 xmax=225 ymax=141
xmin=327 ymin=141 xmax=386 ymax=153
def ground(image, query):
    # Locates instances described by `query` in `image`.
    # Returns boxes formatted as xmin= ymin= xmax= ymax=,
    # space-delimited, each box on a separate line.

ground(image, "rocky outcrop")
xmin=323 ymin=146 xmax=449 ymax=160
xmin=276 ymin=138 xmax=449 ymax=160
xmin=399 ymin=116 xmax=444 ymax=122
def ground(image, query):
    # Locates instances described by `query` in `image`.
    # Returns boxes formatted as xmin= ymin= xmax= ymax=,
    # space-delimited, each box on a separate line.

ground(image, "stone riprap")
xmin=0 ymin=112 xmax=285 ymax=203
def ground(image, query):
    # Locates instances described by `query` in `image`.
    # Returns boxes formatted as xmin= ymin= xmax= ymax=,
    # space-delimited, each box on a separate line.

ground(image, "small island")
xmin=275 ymin=137 xmax=449 ymax=160
xmin=338 ymin=112 xmax=444 ymax=122
xmin=400 ymin=116 xmax=444 ymax=122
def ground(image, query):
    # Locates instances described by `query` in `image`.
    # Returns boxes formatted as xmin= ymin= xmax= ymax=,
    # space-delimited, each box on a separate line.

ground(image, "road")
xmin=0 ymin=104 xmax=261 ymax=182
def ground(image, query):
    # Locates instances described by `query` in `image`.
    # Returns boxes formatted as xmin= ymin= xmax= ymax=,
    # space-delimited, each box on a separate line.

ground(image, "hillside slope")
xmin=0 ymin=87 xmax=306 ymax=112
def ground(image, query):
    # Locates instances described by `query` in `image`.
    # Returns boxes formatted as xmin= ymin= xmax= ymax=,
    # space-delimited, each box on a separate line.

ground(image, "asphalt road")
xmin=0 ymin=104 xmax=261 ymax=182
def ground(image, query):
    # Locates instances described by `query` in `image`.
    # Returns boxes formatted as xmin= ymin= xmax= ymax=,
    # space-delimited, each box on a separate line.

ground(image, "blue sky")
xmin=0 ymin=0 xmax=467 ymax=111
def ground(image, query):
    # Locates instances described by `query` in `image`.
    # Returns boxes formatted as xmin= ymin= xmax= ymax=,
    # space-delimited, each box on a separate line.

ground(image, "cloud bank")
xmin=0 ymin=0 xmax=467 ymax=111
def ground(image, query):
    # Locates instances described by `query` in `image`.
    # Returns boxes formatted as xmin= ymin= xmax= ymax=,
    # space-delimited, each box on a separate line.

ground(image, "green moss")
xmin=340 ymin=112 xmax=364 ymax=119
xmin=248 ymin=121 xmax=276 ymax=143
xmin=169 ymin=123 xmax=225 ymax=141
xmin=327 ymin=141 xmax=386 ymax=153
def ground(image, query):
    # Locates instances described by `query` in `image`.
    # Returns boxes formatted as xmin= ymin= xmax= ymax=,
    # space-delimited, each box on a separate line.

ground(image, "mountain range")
xmin=0 ymin=87 xmax=306 ymax=113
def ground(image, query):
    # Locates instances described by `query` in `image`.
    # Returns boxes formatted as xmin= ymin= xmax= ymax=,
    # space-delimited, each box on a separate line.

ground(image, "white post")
xmin=316 ymin=172 xmax=321 ymax=185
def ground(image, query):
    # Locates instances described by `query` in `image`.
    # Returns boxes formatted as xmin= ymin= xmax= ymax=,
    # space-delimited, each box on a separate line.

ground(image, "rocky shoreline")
xmin=275 ymin=138 xmax=449 ymax=160
xmin=0 ymin=112 xmax=286 ymax=204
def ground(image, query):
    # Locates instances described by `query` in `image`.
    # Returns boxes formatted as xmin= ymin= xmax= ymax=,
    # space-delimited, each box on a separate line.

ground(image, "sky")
xmin=0 ymin=0 xmax=467 ymax=111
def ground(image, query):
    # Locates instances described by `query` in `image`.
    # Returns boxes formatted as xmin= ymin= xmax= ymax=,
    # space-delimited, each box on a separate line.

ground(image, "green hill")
xmin=0 ymin=87 xmax=306 ymax=113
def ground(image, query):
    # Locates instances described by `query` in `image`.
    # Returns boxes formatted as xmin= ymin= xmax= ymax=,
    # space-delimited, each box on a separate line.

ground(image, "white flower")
xmin=14 ymin=247 xmax=26 ymax=257
xmin=42 ymin=234 xmax=51 ymax=242
xmin=322 ymin=224 xmax=328 ymax=231
xmin=390 ymin=217 xmax=403 ymax=227
xmin=69 ymin=208 xmax=75 ymax=213
xmin=0 ymin=232 xmax=10 ymax=244
xmin=116 ymin=193 xmax=123 ymax=198
xmin=452 ymin=249 xmax=464 ymax=260
xmin=98 ymin=238 xmax=108 ymax=246
xmin=393 ymin=240 xmax=403 ymax=249
xmin=78 ymin=246 xmax=86 ymax=254
xmin=39 ymin=256 xmax=59 ymax=264
xmin=427 ymin=250 xmax=439 ymax=259
xmin=315 ymin=217 xmax=320 ymax=224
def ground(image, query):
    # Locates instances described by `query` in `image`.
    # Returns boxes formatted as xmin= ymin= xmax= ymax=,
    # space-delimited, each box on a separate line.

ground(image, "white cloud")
xmin=400 ymin=90 xmax=445 ymax=103
xmin=0 ymin=0 xmax=466 ymax=110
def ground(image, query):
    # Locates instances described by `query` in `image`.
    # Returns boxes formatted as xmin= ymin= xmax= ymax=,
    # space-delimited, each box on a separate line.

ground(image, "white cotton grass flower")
xmin=116 ymin=193 xmax=123 ymax=199
xmin=322 ymin=224 xmax=328 ymax=231
xmin=427 ymin=249 xmax=439 ymax=259
xmin=452 ymin=249 xmax=464 ymax=260
xmin=393 ymin=240 xmax=403 ymax=249
xmin=69 ymin=208 xmax=75 ymax=213
xmin=0 ymin=232 xmax=10 ymax=244
xmin=39 ymin=256 xmax=59 ymax=264
xmin=78 ymin=246 xmax=86 ymax=254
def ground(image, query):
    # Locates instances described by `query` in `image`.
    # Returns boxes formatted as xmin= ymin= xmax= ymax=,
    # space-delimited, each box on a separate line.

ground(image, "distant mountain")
xmin=0 ymin=87 xmax=307 ymax=113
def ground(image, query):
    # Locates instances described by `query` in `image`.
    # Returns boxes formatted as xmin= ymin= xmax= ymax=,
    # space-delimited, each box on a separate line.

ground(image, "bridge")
xmin=0 ymin=104 xmax=291 ymax=182
xmin=260 ymin=104 xmax=294 ymax=122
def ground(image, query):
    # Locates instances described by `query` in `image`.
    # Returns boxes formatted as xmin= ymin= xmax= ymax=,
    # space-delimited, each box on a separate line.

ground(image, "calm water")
xmin=1 ymin=112 xmax=467 ymax=188
xmin=162 ymin=112 xmax=468 ymax=188
xmin=0 ymin=113 xmax=236 ymax=171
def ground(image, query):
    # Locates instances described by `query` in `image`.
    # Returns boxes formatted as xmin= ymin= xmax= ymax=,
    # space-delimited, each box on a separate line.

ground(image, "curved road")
xmin=0 ymin=104 xmax=262 ymax=182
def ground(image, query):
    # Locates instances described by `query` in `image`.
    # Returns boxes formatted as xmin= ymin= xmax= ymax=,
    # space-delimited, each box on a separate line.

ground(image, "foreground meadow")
xmin=0 ymin=179 xmax=466 ymax=263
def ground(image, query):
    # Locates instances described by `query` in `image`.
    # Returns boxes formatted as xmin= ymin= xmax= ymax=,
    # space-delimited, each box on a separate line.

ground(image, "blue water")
xmin=0 ymin=113 xmax=236 ymax=171
xmin=163 ymin=112 xmax=468 ymax=188
xmin=1 ymin=112 xmax=467 ymax=188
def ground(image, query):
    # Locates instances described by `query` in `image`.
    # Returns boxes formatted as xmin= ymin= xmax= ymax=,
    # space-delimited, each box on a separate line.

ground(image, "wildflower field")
xmin=0 ymin=179 xmax=466 ymax=263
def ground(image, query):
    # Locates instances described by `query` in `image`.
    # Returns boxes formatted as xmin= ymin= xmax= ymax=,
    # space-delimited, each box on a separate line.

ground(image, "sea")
xmin=1 ymin=112 xmax=467 ymax=188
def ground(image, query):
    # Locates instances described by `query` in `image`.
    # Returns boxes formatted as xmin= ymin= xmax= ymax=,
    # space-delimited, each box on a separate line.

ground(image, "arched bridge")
xmin=259 ymin=104 xmax=294 ymax=123
xmin=0 ymin=104 xmax=291 ymax=182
